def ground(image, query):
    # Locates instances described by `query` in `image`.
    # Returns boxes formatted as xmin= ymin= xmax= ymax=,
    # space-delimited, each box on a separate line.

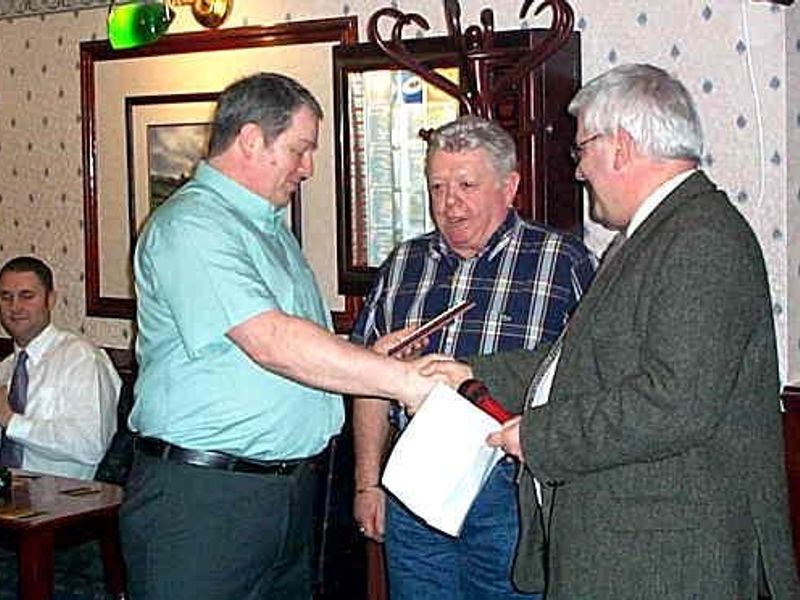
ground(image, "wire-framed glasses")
xmin=569 ymin=133 xmax=603 ymax=162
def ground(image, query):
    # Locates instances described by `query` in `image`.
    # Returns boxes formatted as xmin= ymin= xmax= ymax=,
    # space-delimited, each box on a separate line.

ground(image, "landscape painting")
xmin=147 ymin=122 xmax=210 ymax=211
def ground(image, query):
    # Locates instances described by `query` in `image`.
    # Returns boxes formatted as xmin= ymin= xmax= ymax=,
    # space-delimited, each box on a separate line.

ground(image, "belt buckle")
xmin=238 ymin=457 xmax=291 ymax=475
xmin=274 ymin=461 xmax=292 ymax=475
xmin=159 ymin=443 xmax=173 ymax=461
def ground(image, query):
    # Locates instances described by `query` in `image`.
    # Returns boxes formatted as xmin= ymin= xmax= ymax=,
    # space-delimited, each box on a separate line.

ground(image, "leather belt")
xmin=134 ymin=436 xmax=310 ymax=476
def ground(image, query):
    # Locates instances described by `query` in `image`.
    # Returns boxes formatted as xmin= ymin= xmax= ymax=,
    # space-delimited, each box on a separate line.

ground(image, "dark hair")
xmin=0 ymin=256 xmax=54 ymax=291
xmin=207 ymin=72 xmax=324 ymax=157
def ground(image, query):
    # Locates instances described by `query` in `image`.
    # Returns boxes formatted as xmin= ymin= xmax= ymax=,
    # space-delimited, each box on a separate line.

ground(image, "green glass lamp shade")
xmin=107 ymin=1 xmax=176 ymax=50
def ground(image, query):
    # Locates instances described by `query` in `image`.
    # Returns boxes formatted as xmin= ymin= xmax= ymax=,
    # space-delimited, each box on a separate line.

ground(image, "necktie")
xmin=0 ymin=351 xmax=29 ymax=468
xmin=524 ymin=232 xmax=627 ymax=409
xmin=596 ymin=232 xmax=626 ymax=275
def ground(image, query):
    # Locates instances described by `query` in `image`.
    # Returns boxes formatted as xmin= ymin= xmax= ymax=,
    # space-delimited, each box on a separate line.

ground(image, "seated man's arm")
xmin=2 ymin=347 xmax=121 ymax=466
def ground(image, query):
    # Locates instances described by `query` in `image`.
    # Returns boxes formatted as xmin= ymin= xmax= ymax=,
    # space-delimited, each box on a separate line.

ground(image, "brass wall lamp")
xmin=107 ymin=0 xmax=233 ymax=50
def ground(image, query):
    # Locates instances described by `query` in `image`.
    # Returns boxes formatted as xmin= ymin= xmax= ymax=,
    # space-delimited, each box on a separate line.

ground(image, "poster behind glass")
xmin=349 ymin=68 xmax=459 ymax=267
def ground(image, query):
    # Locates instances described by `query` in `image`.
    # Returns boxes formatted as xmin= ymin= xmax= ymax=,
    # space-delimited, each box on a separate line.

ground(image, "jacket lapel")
xmin=557 ymin=171 xmax=717 ymax=366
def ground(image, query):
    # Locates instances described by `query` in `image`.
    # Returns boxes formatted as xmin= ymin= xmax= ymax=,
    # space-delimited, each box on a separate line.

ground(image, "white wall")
xmin=0 ymin=0 xmax=796 ymax=382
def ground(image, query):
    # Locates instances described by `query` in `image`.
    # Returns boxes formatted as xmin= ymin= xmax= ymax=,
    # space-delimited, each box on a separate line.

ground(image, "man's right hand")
xmin=354 ymin=486 xmax=386 ymax=543
xmin=415 ymin=354 xmax=474 ymax=389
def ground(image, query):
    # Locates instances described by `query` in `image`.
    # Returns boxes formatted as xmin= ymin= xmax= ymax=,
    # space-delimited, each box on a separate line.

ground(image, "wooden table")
xmin=0 ymin=470 xmax=126 ymax=600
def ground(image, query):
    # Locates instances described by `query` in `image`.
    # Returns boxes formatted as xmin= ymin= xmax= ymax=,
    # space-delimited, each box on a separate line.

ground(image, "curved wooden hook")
xmin=488 ymin=0 xmax=573 ymax=101
xmin=480 ymin=8 xmax=494 ymax=50
xmin=443 ymin=0 xmax=482 ymax=114
xmin=367 ymin=7 xmax=472 ymax=113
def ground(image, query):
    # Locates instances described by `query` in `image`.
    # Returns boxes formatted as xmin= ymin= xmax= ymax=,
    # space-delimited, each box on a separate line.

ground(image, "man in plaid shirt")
xmin=351 ymin=116 xmax=594 ymax=600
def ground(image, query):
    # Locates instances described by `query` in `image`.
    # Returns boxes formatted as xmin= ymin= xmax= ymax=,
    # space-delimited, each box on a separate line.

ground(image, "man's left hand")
xmin=371 ymin=326 xmax=428 ymax=359
xmin=487 ymin=416 xmax=523 ymax=460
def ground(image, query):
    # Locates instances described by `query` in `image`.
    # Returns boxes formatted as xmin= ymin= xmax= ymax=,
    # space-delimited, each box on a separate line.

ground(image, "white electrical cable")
xmin=741 ymin=0 xmax=789 ymax=387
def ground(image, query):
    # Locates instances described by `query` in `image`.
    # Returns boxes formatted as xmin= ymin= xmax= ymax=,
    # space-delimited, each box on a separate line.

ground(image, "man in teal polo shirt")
xmin=120 ymin=72 xmax=437 ymax=600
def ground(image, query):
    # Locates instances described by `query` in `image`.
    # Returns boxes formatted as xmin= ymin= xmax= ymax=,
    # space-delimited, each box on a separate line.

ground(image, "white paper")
xmin=382 ymin=383 xmax=504 ymax=537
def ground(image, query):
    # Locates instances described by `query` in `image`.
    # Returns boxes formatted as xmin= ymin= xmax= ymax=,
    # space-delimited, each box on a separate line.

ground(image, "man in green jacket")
xmin=424 ymin=63 xmax=800 ymax=599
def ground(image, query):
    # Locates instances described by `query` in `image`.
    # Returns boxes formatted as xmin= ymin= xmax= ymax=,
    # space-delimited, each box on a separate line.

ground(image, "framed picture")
xmin=80 ymin=18 xmax=359 ymax=328
xmin=124 ymin=93 xmax=301 ymax=249
xmin=126 ymin=93 xmax=215 ymax=239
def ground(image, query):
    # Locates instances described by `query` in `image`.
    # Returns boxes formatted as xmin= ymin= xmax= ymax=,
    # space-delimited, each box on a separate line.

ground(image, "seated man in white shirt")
xmin=0 ymin=256 xmax=120 ymax=479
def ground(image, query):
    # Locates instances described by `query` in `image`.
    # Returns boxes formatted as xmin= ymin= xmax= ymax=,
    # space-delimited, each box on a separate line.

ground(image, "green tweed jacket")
xmin=470 ymin=172 xmax=800 ymax=599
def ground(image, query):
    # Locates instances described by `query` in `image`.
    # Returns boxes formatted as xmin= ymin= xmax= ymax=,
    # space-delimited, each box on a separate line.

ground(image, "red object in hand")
xmin=457 ymin=379 xmax=515 ymax=423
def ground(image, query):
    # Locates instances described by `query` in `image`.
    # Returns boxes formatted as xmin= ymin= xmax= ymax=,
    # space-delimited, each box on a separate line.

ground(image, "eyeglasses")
xmin=569 ymin=133 xmax=603 ymax=163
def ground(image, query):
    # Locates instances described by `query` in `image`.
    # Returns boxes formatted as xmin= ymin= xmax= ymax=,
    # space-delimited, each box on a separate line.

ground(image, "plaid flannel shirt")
xmin=351 ymin=210 xmax=595 ymax=427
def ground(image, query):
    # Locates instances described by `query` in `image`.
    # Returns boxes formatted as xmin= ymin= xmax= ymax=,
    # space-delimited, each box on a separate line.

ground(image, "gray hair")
xmin=208 ymin=72 xmax=323 ymax=157
xmin=425 ymin=116 xmax=518 ymax=178
xmin=568 ymin=63 xmax=703 ymax=163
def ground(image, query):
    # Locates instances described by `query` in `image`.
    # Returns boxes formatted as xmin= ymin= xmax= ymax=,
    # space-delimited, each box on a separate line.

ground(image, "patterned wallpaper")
xmin=789 ymin=5 xmax=800 ymax=386
xmin=0 ymin=0 xmax=797 ymax=383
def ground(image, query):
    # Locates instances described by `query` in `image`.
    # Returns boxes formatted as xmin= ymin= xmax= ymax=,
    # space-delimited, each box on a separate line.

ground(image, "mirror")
xmin=345 ymin=67 xmax=459 ymax=268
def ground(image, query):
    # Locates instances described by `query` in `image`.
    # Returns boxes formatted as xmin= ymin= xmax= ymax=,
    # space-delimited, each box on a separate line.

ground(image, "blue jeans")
xmin=385 ymin=458 xmax=541 ymax=600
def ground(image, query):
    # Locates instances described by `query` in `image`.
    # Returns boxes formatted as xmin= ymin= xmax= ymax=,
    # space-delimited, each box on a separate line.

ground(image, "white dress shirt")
xmin=1 ymin=324 xmax=121 ymax=480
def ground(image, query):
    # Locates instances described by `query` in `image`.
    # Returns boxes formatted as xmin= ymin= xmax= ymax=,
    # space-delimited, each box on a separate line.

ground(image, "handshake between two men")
xmin=369 ymin=324 xmax=522 ymax=459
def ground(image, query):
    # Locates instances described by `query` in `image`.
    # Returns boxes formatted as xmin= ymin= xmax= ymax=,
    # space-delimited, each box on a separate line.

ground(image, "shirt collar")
xmin=429 ymin=209 xmax=519 ymax=261
xmin=626 ymin=168 xmax=696 ymax=238
xmin=194 ymin=161 xmax=287 ymax=231
xmin=15 ymin=322 xmax=57 ymax=365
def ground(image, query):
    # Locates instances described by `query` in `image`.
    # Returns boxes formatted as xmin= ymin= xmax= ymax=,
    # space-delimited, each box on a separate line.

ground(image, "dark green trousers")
xmin=120 ymin=452 xmax=319 ymax=600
